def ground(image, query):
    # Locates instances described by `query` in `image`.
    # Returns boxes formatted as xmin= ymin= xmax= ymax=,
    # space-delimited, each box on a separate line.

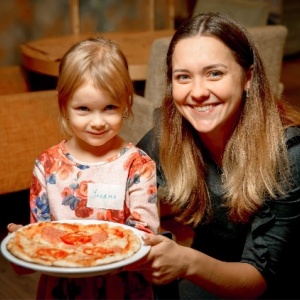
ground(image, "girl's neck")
xmin=65 ymin=135 xmax=127 ymax=163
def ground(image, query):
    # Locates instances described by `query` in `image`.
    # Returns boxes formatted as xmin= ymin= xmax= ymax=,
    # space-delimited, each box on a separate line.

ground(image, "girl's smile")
xmin=64 ymin=82 xmax=126 ymax=161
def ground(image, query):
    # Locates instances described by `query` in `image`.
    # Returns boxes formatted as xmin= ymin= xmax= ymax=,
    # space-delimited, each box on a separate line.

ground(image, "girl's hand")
xmin=6 ymin=223 xmax=34 ymax=275
xmin=7 ymin=223 xmax=23 ymax=233
xmin=124 ymin=233 xmax=186 ymax=284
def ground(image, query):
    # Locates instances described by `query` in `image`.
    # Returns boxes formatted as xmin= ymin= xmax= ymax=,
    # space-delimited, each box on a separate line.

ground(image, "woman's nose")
xmin=190 ymin=80 xmax=209 ymax=100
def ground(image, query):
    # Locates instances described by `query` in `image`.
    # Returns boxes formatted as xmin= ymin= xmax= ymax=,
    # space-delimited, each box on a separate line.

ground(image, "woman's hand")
xmin=124 ymin=233 xmax=187 ymax=285
xmin=125 ymin=233 xmax=267 ymax=298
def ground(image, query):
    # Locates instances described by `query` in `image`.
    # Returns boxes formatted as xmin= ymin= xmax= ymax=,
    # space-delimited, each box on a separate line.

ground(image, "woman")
xmin=125 ymin=12 xmax=300 ymax=299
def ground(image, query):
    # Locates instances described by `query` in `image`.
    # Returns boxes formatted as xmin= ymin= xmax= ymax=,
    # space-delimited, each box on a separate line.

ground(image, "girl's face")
xmin=66 ymin=82 xmax=125 ymax=148
xmin=172 ymin=36 xmax=251 ymax=140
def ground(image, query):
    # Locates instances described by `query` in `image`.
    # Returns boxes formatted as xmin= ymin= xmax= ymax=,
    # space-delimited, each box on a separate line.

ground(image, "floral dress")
xmin=27 ymin=140 xmax=159 ymax=299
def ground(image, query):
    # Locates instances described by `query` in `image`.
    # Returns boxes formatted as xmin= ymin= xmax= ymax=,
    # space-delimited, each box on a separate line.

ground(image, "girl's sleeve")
xmin=10 ymin=262 xmax=36 ymax=275
xmin=29 ymin=158 xmax=51 ymax=223
xmin=126 ymin=148 xmax=160 ymax=234
xmin=136 ymin=128 xmax=166 ymax=188
xmin=11 ymin=155 xmax=52 ymax=275
xmin=9 ymin=159 xmax=48 ymax=275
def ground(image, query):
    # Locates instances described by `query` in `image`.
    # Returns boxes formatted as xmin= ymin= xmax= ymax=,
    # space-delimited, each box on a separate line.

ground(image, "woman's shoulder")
xmin=136 ymin=129 xmax=158 ymax=156
xmin=285 ymin=126 xmax=300 ymax=149
xmin=284 ymin=126 xmax=300 ymax=185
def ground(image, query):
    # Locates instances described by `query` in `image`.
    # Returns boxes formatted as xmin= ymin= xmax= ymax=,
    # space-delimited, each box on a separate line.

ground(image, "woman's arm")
xmin=125 ymin=234 xmax=266 ymax=299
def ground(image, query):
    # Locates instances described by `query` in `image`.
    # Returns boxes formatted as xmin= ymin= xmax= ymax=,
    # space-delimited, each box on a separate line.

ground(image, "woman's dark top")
xmin=137 ymin=126 xmax=300 ymax=299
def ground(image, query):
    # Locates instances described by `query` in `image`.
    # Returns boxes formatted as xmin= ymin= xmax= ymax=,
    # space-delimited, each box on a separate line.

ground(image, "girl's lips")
xmin=88 ymin=131 xmax=107 ymax=135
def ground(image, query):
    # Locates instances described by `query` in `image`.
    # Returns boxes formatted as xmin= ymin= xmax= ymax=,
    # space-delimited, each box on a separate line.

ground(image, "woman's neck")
xmin=199 ymin=133 xmax=228 ymax=167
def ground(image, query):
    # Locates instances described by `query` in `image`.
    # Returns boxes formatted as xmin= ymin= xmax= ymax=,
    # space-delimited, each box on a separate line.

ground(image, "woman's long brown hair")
xmin=157 ymin=12 xmax=300 ymax=226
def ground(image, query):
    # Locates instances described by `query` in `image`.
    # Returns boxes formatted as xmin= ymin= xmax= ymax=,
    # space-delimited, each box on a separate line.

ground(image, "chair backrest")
xmin=0 ymin=90 xmax=63 ymax=194
xmin=0 ymin=66 xmax=30 ymax=95
xmin=144 ymin=25 xmax=288 ymax=106
xmin=192 ymin=0 xmax=269 ymax=27
xmin=250 ymin=25 xmax=287 ymax=95
xmin=119 ymin=94 xmax=154 ymax=145
xmin=144 ymin=36 xmax=170 ymax=109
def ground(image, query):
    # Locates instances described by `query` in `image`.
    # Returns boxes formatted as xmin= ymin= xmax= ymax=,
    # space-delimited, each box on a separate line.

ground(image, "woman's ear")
xmin=244 ymin=65 xmax=253 ymax=90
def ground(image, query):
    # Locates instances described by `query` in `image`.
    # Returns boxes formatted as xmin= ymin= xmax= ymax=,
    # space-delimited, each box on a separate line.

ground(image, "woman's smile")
xmin=191 ymin=103 xmax=220 ymax=113
xmin=172 ymin=36 xmax=249 ymax=141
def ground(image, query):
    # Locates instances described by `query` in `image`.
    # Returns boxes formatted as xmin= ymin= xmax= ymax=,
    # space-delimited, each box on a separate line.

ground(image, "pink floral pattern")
xmin=29 ymin=140 xmax=159 ymax=234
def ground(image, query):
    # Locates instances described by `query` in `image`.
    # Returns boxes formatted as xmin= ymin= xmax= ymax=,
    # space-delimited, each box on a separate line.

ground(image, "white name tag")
xmin=87 ymin=183 xmax=125 ymax=210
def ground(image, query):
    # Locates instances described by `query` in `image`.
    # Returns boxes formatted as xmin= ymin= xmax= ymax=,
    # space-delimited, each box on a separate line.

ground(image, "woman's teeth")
xmin=194 ymin=105 xmax=215 ymax=112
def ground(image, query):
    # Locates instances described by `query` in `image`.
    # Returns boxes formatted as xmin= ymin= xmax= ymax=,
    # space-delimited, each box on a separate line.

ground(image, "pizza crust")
xmin=7 ymin=222 xmax=141 ymax=267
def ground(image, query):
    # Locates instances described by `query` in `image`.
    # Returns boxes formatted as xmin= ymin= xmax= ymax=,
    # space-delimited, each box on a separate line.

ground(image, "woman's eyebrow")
xmin=173 ymin=64 xmax=228 ymax=73
xmin=203 ymin=64 xmax=228 ymax=70
xmin=173 ymin=68 xmax=188 ymax=74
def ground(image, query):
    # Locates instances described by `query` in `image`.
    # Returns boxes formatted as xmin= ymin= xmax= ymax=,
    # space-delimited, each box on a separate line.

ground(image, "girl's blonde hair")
xmin=57 ymin=37 xmax=134 ymax=136
xmin=158 ymin=12 xmax=300 ymax=226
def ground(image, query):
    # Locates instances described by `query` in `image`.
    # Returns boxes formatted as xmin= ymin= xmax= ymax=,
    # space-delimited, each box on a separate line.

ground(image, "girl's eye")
xmin=105 ymin=104 xmax=118 ymax=110
xmin=77 ymin=106 xmax=89 ymax=111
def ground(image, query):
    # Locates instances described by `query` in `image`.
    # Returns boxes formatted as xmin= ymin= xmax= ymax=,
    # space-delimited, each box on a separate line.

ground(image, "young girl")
xmin=8 ymin=37 xmax=159 ymax=299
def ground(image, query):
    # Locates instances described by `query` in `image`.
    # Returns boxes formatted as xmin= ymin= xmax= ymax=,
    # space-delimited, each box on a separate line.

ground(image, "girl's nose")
xmin=90 ymin=113 xmax=105 ymax=128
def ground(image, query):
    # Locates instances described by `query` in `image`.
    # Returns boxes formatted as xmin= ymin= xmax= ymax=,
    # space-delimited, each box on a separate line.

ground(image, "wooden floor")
xmin=0 ymin=54 xmax=299 ymax=300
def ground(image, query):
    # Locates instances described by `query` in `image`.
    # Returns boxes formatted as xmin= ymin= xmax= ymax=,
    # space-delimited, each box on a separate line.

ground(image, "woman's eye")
xmin=209 ymin=70 xmax=222 ymax=78
xmin=175 ymin=74 xmax=190 ymax=82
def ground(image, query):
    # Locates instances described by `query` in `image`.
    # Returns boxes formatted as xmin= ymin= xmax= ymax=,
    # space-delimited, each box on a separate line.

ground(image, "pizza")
xmin=6 ymin=221 xmax=141 ymax=268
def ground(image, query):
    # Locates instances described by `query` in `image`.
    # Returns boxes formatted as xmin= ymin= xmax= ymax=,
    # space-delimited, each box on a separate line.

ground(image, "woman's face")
xmin=172 ymin=36 xmax=251 ymax=140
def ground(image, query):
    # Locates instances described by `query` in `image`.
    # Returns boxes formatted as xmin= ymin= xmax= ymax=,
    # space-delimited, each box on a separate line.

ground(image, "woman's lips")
xmin=193 ymin=104 xmax=218 ymax=112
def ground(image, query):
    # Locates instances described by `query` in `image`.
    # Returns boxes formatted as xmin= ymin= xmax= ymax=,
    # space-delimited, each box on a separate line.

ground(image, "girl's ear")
xmin=123 ymin=108 xmax=129 ymax=119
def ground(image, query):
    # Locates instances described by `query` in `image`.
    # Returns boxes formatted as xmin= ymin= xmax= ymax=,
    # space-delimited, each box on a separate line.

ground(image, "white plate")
xmin=0 ymin=220 xmax=150 ymax=278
